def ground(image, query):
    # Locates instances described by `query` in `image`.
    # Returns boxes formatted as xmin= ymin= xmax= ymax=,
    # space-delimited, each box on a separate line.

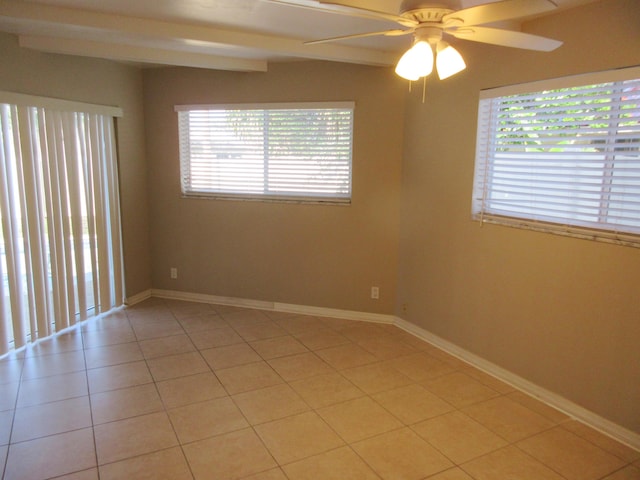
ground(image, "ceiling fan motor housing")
xmin=399 ymin=0 xmax=456 ymax=23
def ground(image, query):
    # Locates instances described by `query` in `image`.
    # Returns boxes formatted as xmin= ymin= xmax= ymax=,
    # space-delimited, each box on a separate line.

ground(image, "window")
xmin=176 ymin=102 xmax=354 ymax=203
xmin=0 ymin=92 xmax=124 ymax=354
xmin=472 ymin=67 xmax=640 ymax=247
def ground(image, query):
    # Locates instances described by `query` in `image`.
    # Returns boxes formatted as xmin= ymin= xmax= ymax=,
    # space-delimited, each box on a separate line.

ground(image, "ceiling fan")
xmin=267 ymin=0 xmax=563 ymax=81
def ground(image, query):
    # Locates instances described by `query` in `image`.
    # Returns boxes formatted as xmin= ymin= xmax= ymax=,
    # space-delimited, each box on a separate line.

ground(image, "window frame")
xmin=175 ymin=101 xmax=355 ymax=205
xmin=472 ymin=66 xmax=640 ymax=247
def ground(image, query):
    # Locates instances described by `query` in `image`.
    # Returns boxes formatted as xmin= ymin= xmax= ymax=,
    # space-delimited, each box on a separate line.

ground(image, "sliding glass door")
xmin=0 ymin=96 xmax=124 ymax=355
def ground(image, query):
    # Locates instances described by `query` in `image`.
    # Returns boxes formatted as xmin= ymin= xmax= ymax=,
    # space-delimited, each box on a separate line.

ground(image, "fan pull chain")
xmin=422 ymin=76 xmax=427 ymax=103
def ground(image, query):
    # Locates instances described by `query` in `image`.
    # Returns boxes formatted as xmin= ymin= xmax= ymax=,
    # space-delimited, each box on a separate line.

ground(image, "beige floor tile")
xmin=427 ymin=349 xmax=471 ymax=370
xmin=0 ymin=381 xmax=18 ymax=411
xmin=221 ymin=308 xmax=272 ymax=327
xmin=242 ymin=468 xmax=289 ymax=480
xmin=91 ymin=383 xmax=164 ymax=424
xmin=317 ymin=316 xmax=359 ymax=330
xmin=273 ymin=315 xmax=326 ymax=335
xmin=263 ymin=310 xmax=301 ymax=320
xmin=168 ymin=397 xmax=248 ymax=443
xmin=183 ymin=428 xmax=277 ymax=480
xmin=462 ymin=396 xmax=555 ymax=442
xmin=215 ymin=361 xmax=284 ymax=394
xmin=84 ymin=342 xmax=144 ymax=369
xmin=146 ymin=351 xmax=210 ymax=381
xmin=4 ymin=428 xmax=96 ymax=480
xmin=156 ymin=371 xmax=227 ymax=409
xmin=168 ymin=302 xmax=216 ymax=319
xmin=12 ymin=396 xmax=91 ymax=443
xmin=340 ymin=324 xmax=389 ymax=343
xmin=25 ymin=331 xmax=83 ymax=357
xmin=283 ymin=446 xmax=380 ymax=480
xmin=268 ymin=352 xmax=334 ymax=381
xmin=87 ymin=360 xmax=152 ymax=393
xmin=388 ymin=352 xmax=455 ymax=382
xmin=233 ymin=384 xmax=310 ymax=424
xmin=82 ymin=328 xmax=137 ymax=349
xmin=178 ymin=312 xmax=228 ymax=332
xmin=0 ymin=445 xmax=6 ymax=478
xmin=386 ymin=329 xmax=433 ymax=351
xmin=373 ymin=384 xmax=454 ymax=425
xmin=94 ymin=412 xmax=178 ymax=465
xmin=250 ymin=335 xmax=308 ymax=359
xmin=0 ymin=410 xmax=12 ymax=445
xmin=294 ymin=329 xmax=351 ymax=351
xmin=49 ymin=467 xmax=98 ymax=480
xmin=413 ymin=411 xmax=508 ymax=464
xmin=427 ymin=467 xmax=476 ymax=480
xmin=507 ymin=391 xmax=570 ymax=424
xmin=317 ymin=396 xmax=403 ymax=443
xmin=601 ymin=466 xmax=640 ymax=479
xmin=17 ymin=371 xmax=88 ymax=407
xmin=255 ymin=411 xmax=344 ymax=464
xmin=82 ymin=311 xmax=130 ymax=332
xmin=209 ymin=303 xmax=251 ymax=315
xmin=561 ymin=420 xmax=640 ymax=463
xmin=517 ymin=427 xmax=626 ymax=480
xmin=461 ymin=446 xmax=565 ymax=480
xmin=233 ymin=321 xmax=288 ymax=341
xmin=423 ymin=372 xmax=500 ymax=408
xmin=315 ymin=343 xmax=378 ymax=370
xmin=201 ymin=343 xmax=262 ymax=370
xmin=289 ymin=372 xmax=364 ymax=409
xmin=463 ymin=368 xmax=516 ymax=394
xmin=22 ymin=350 xmax=86 ymax=380
xmin=100 ymin=447 xmax=192 ymax=480
xmin=188 ymin=326 xmax=244 ymax=350
xmin=138 ymin=334 xmax=195 ymax=359
xmin=357 ymin=336 xmax=418 ymax=360
xmin=131 ymin=319 xmax=185 ymax=341
xmin=341 ymin=362 xmax=412 ymax=394
xmin=352 ymin=427 xmax=453 ymax=480
xmin=0 ymin=359 xmax=23 ymax=385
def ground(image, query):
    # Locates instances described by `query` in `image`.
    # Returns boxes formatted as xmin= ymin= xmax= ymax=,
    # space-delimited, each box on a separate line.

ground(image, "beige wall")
xmin=397 ymin=0 xmax=640 ymax=434
xmin=143 ymin=62 xmax=404 ymax=313
xmin=0 ymin=33 xmax=151 ymax=297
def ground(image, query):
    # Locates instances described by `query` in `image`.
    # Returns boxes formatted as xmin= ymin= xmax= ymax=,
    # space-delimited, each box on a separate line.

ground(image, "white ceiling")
xmin=0 ymin=0 xmax=598 ymax=71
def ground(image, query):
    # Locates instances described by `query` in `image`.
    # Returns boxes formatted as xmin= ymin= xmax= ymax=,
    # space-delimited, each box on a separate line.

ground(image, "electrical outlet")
xmin=371 ymin=286 xmax=379 ymax=300
xmin=170 ymin=267 xmax=178 ymax=279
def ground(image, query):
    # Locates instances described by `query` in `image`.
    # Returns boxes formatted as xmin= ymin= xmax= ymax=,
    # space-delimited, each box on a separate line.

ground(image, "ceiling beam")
xmin=0 ymin=1 xmax=398 ymax=67
xmin=18 ymin=35 xmax=269 ymax=72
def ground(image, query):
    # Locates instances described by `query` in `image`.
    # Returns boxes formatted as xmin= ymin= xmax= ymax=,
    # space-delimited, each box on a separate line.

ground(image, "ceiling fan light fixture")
xmin=435 ymin=41 xmax=466 ymax=80
xmin=395 ymin=40 xmax=433 ymax=81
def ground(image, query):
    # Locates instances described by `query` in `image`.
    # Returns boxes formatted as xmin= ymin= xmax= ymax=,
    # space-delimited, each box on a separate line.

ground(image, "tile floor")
xmin=0 ymin=298 xmax=638 ymax=480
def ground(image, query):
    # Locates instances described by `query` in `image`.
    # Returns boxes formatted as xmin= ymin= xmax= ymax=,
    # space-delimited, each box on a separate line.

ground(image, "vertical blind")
xmin=0 ymin=94 xmax=124 ymax=354
xmin=472 ymin=67 xmax=640 ymax=246
xmin=175 ymin=102 xmax=354 ymax=203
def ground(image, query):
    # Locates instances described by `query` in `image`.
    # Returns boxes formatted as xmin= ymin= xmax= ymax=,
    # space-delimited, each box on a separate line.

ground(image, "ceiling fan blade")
xmin=318 ymin=1 xmax=418 ymax=27
xmin=451 ymin=26 xmax=562 ymax=51
xmin=265 ymin=0 xmax=417 ymax=27
xmin=443 ymin=0 xmax=558 ymax=27
xmin=305 ymin=29 xmax=412 ymax=45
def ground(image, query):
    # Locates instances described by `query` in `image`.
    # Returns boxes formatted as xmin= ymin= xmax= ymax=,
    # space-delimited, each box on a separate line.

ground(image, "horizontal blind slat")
xmin=177 ymin=105 xmax=353 ymax=202
xmin=473 ymin=69 xmax=640 ymax=244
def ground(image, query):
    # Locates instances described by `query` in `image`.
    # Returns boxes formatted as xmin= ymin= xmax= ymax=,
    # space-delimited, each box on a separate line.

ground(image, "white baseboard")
xmin=141 ymin=289 xmax=639 ymax=451
xmin=394 ymin=317 xmax=640 ymax=452
xmin=125 ymin=289 xmax=152 ymax=306
xmin=151 ymin=289 xmax=396 ymax=325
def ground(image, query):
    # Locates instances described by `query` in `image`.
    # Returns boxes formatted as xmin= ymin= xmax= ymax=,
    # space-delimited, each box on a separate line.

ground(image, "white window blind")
xmin=175 ymin=102 xmax=354 ymax=203
xmin=0 ymin=94 xmax=124 ymax=355
xmin=472 ymin=67 xmax=640 ymax=247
